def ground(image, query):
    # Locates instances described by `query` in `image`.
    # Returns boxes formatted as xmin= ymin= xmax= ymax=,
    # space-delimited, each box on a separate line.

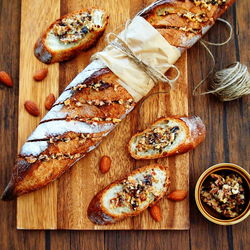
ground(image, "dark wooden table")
xmin=0 ymin=0 xmax=249 ymax=249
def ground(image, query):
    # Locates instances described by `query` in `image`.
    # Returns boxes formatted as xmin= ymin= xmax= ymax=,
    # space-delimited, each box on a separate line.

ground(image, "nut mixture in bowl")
xmin=201 ymin=173 xmax=245 ymax=218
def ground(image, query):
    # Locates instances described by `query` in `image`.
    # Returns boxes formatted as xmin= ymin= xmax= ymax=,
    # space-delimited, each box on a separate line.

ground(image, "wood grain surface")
xmin=0 ymin=0 xmax=249 ymax=249
xmin=17 ymin=0 xmax=60 ymax=230
xmin=16 ymin=0 xmax=189 ymax=230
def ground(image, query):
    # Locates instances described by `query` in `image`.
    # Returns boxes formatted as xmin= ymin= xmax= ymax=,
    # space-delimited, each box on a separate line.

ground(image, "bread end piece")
xmin=34 ymin=8 xmax=109 ymax=64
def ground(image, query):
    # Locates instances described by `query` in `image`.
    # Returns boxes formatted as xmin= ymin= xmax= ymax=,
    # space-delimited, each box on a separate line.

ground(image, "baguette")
xmin=2 ymin=0 xmax=235 ymax=200
xmin=87 ymin=164 xmax=170 ymax=225
xmin=128 ymin=116 xmax=206 ymax=160
xmin=1 ymin=67 xmax=135 ymax=200
xmin=34 ymin=8 xmax=109 ymax=64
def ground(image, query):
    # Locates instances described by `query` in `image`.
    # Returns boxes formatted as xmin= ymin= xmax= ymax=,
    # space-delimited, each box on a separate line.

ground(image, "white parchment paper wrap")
xmin=94 ymin=16 xmax=181 ymax=101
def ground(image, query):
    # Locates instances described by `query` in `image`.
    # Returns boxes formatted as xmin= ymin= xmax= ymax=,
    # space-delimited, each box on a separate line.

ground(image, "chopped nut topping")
xmin=157 ymin=1 xmax=227 ymax=17
xmin=177 ymin=11 xmax=209 ymax=23
xmin=201 ymin=173 xmax=245 ymax=218
xmin=27 ymin=152 xmax=83 ymax=163
xmin=49 ymin=136 xmax=72 ymax=144
xmin=73 ymin=80 xmax=110 ymax=92
xmin=52 ymin=11 xmax=103 ymax=44
xmin=48 ymin=133 xmax=93 ymax=145
xmin=191 ymin=0 xmax=227 ymax=10
xmin=76 ymin=102 xmax=83 ymax=107
xmin=136 ymin=125 xmax=180 ymax=153
xmin=26 ymin=156 xmax=37 ymax=163
xmin=112 ymin=118 xmax=121 ymax=123
xmin=156 ymin=6 xmax=176 ymax=16
xmin=178 ymin=26 xmax=200 ymax=34
xmin=92 ymin=117 xmax=102 ymax=121
xmin=86 ymin=117 xmax=121 ymax=123
xmin=64 ymin=82 xmax=134 ymax=109
xmin=114 ymin=84 xmax=119 ymax=91
xmin=64 ymin=99 xmax=71 ymax=106
xmin=38 ymin=154 xmax=49 ymax=162
xmin=81 ymin=99 xmax=133 ymax=107
xmin=109 ymin=171 xmax=159 ymax=211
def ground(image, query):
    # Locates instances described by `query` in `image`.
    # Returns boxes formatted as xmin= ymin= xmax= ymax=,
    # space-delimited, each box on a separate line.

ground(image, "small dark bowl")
xmin=195 ymin=163 xmax=250 ymax=225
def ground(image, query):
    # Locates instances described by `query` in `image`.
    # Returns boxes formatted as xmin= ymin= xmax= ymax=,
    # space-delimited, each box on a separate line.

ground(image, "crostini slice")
xmin=34 ymin=8 xmax=109 ymax=64
xmin=128 ymin=116 xmax=206 ymax=160
xmin=87 ymin=164 xmax=170 ymax=225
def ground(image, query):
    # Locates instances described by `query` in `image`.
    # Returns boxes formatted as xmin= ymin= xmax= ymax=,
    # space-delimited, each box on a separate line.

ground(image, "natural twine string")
xmin=92 ymin=20 xmax=180 ymax=87
xmin=193 ymin=18 xmax=250 ymax=101
xmin=207 ymin=62 xmax=250 ymax=101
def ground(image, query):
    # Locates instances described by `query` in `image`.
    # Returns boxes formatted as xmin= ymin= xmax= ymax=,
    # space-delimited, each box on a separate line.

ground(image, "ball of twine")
xmin=209 ymin=62 xmax=250 ymax=101
xmin=193 ymin=18 xmax=250 ymax=102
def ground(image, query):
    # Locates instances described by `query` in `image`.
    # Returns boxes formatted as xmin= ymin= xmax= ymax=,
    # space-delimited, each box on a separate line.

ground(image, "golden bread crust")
xmin=34 ymin=8 xmax=109 ymax=64
xmin=87 ymin=164 xmax=170 ymax=225
xmin=1 ymin=69 xmax=135 ymax=200
xmin=128 ymin=116 xmax=206 ymax=160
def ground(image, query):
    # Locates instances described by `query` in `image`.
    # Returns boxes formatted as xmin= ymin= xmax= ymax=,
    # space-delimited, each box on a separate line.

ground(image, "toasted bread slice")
xmin=34 ymin=8 xmax=108 ymax=64
xmin=87 ymin=164 xmax=170 ymax=225
xmin=128 ymin=116 xmax=206 ymax=160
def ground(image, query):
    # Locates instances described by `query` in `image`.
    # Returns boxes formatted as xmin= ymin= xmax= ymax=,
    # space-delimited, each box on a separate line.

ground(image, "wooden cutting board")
xmin=17 ymin=0 xmax=189 ymax=230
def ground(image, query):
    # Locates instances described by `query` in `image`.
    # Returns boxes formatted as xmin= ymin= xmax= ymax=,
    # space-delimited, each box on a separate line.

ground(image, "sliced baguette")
xmin=34 ymin=8 xmax=108 ymax=64
xmin=128 ymin=116 xmax=206 ymax=160
xmin=2 ymin=0 xmax=234 ymax=200
xmin=87 ymin=164 xmax=170 ymax=225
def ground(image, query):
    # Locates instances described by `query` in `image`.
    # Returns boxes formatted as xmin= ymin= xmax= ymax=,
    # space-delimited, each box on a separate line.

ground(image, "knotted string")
xmin=193 ymin=18 xmax=233 ymax=96
xmin=92 ymin=20 xmax=180 ymax=87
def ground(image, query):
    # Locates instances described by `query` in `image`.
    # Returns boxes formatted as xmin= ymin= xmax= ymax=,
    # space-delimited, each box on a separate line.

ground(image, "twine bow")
xmin=91 ymin=20 xmax=180 ymax=87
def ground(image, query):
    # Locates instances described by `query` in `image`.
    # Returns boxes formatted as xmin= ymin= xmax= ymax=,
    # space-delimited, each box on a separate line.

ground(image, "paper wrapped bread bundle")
xmin=2 ymin=0 xmax=235 ymax=200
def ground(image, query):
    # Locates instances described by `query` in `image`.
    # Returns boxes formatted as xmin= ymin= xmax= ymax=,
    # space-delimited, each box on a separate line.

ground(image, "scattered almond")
xmin=0 ymin=71 xmax=13 ymax=87
xmin=149 ymin=205 xmax=162 ymax=222
xmin=33 ymin=68 xmax=48 ymax=81
xmin=24 ymin=100 xmax=40 ymax=117
xmin=100 ymin=155 xmax=111 ymax=174
xmin=45 ymin=93 xmax=56 ymax=110
xmin=167 ymin=190 xmax=188 ymax=201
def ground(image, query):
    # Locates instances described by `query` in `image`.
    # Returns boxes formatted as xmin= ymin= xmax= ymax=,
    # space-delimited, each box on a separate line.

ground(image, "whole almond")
xmin=0 ymin=71 xmax=13 ymax=87
xmin=45 ymin=93 xmax=56 ymax=110
xmin=149 ymin=205 xmax=162 ymax=222
xmin=167 ymin=190 xmax=188 ymax=201
xmin=33 ymin=68 xmax=48 ymax=81
xmin=24 ymin=101 xmax=40 ymax=116
xmin=100 ymin=155 xmax=111 ymax=174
